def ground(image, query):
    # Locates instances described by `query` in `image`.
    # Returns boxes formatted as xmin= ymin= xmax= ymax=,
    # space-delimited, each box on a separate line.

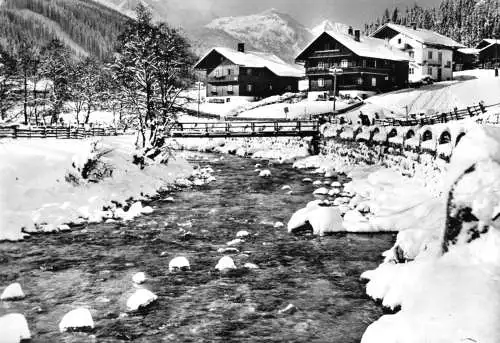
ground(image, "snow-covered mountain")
xmin=191 ymin=9 xmax=313 ymax=63
xmin=310 ymin=20 xmax=351 ymax=37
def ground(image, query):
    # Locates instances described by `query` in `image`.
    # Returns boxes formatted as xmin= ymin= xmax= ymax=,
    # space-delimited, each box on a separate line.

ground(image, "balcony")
xmin=208 ymin=75 xmax=239 ymax=83
xmin=306 ymin=66 xmax=393 ymax=76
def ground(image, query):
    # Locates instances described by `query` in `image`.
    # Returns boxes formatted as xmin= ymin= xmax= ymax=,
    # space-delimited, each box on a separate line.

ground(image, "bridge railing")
xmin=169 ymin=120 xmax=319 ymax=137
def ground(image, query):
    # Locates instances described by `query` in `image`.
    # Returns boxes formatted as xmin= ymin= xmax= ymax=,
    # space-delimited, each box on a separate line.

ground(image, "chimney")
xmin=354 ymin=30 xmax=360 ymax=42
xmin=348 ymin=26 xmax=353 ymax=36
xmin=411 ymin=22 xmax=417 ymax=30
xmin=237 ymin=43 xmax=245 ymax=53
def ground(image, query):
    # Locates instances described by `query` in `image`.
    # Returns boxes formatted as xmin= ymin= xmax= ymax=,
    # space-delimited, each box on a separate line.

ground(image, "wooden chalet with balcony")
xmin=295 ymin=29 xmax=409 ymax=98
xmin=476 ymin=39 xmax=500 ymax=69
xmin=194 ymin=44 xmax=304 ymax=99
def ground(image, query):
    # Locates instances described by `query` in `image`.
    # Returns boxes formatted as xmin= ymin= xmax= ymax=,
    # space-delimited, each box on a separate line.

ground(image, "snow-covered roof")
xmin=194 ymin=47 xmax=304 ymax=78
xmin=475 ymin=39 xmax=500 ymax=51
xmin=296 ymin=31 xmax=410 ymax=62
xmin=457 ymin=48 xmax=480 ymax=55
xmin=371 ymin=23 xmax=465 ymax=49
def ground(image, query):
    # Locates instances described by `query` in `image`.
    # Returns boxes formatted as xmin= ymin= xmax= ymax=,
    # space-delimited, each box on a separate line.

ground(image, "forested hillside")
xmin=0 ymin=0 xmax=127 ymax=59
xmin=365 ymin=0 xmax=500 ymax=47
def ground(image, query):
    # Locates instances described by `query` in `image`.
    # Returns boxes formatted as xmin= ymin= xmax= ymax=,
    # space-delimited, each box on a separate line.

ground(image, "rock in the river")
xmin=236 ymin=230 xmax=250 ymax=238
xmin=273 ymin=222 xmax=285 ymax=228
xmin=1 ymin=283 xmax=25 ymax=300
xmin=244 ymin=263 xmax=259 ymax=269
xmin=331 ymin=181 xmax=342 ymax=188
xmin=259 ymin=169 xmax=272 ymax=178
xmin=132 ymin=272 xmax=146 ymax=285
xmin=168 ymin=256 xmax=190 ymax=272
xmin=215 ymin=256 xmax=236 ymax=271
xmin=287 ymin=207 xmax=310 ymax=233
xmin=217 ymin=247 xmax=239 ymax=254
xmin=281 ymin=185 xmax=292 ymax=191
xmin=59 ymin=308 xmax=94 ymax=332
xmin=57 ymin=224 xmax=71 ymax=232
xmin=328 ymin=188 xmax=340 ymax=196
xmin=333 ymin=197 xmax=351 ymax=206
xmin=126 ymin=289 xmax=158 ymax=312
xmin=164 ymin=197 xmax=174 ymax=203
xmin=226 ymin=239 xmax=244 ymax=246
xmin=312 ymin=180 xmax=323 ymax=186
xmin=0 ymin=313 xmax=31 ymax=341
xmin=313 ymin=187 xmax=329 ymax=195
xmin=278 ymin=304 xmax=297 ymax=315
xmin=255 ymin=163 xmax=262 ymax=168
xmin=302 ymin=178 xmax=313 ymax=183
xmin=307 ymin=206 xmax=344 ymax=236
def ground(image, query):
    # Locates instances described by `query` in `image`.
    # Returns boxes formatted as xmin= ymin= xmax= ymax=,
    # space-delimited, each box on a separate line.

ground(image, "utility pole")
xmin=329 ymin=67 xmax=343 ymax=115
xmin=496 ymin=34 xmax=499 ymax=77
xmin=197 ymin=80 xmax=201 ymax=116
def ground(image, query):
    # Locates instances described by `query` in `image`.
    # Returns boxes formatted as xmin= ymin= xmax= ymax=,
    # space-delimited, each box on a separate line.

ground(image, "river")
xmin=0 ymin=152 xmax=395 ymax=343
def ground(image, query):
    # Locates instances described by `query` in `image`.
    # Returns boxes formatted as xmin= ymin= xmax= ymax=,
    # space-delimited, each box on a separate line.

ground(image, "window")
xmin=247 ymin=68 xmax=252 ymax=76
xmin=398 ymin=38 xmax=402 ymax=44
xmin=286 ymin=85 xmax=292 ymax=91
xmin=341 ymin=59 xmax=348 ymax=68
xmin=215 ymin=68 xmax=220 ymax=77
xmin=428 ymin=67 xmax=433 ymax=75
xmin=318 ymin=61 xmax=325 ymax=69
xmin=409 ymin=51 xmax=415 ymax=58
xmin=428 ymin=50 xmax=433 ymax=60
xmin=318 ymin=78 xmax=325 ymax=87
xmin=247 ymin=84 xmax=253 ymax=92
xmin=211 ymin=85 xmax=217 ymax=94
xmin=373 ymin=60 xmax=377 ymax=68
xmin=227 ymin=69 xmax=232 ymax=75
xmin=269 ymin=84 xmax=273 ymax=90
xmin=227 ymin=84 xmax=233 ymax=93
xmin=371 ymin=77 xmax=377 ymax=87
xmin=445 ymin=61 xmax=451 ymax=68
xmin=409 ymin=68 xmax=414 ymax=75
xmin=438 ymin=52 xmax=443 ymax=63
xmin=357 ymin=77 xmax=363 ymax=85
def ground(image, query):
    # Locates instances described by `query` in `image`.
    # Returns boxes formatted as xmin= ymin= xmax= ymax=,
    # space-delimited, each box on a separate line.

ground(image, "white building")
xmin=371 ymin=23 xmax=465 ymax=83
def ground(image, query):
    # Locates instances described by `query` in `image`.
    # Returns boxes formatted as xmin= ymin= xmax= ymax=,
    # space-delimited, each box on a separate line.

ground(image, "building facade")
xmin=371 ymin=23 xmax=465 ymax=82
xmin=194 ymin=44 xmax=303 ymax=99
xmin=295 ymin=29 xmax=409 ymax=99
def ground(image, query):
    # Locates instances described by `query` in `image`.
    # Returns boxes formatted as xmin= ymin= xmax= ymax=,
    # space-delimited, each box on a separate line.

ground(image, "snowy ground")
xmin=0 ymin=136 xmax=194 ymax=241
xmin=345 ymin=69 xmax=500 ymax=119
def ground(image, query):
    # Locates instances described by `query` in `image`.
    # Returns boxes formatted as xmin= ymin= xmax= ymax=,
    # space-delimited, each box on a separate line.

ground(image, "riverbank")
xmin=291 ymin=124 xmax=500 ymax=342
xmin=0 ymin=136 xmax=196 ymax=241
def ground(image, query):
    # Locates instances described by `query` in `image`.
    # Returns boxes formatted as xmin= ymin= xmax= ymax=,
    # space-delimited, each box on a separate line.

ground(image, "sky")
xmin=166 ymin=0 xmax=443 ymax=28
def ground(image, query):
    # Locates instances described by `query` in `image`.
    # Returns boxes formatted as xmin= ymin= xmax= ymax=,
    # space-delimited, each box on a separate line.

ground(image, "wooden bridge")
xmin=169 ymin=120 xmax=320 ymax=138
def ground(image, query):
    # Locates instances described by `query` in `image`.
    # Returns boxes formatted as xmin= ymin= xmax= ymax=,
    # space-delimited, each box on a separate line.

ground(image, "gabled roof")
xmin=457 ymin=48 xmax=480 ymax=55
xmin=194 ymin=47 xmax=304 ymax=78
xmin=476 ymin=39 xmax=500 ymax=51
xmin=295 ymin=31 xmax=410 ymax=62
xmin=371 ymin=23 xmax=465 ymax=49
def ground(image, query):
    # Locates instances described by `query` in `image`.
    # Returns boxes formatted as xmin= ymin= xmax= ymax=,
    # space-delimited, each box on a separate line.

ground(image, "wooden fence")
xmin=0 ymin=126 xmax=120 ymax=139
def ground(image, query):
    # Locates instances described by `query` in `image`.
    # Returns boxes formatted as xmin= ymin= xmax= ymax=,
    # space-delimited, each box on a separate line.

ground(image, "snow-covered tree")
xmin=112 ymin=3 xmax=195 ymax=149
xmin=0 ymin=47 xmax=17 ymax=121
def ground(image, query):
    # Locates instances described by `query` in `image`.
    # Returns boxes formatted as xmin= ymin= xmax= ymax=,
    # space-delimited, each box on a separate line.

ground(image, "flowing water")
xmin=0 ymin=153 xmax=395 ymax=343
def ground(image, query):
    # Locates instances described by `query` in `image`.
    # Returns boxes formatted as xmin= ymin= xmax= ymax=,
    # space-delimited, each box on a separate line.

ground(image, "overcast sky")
xmin=168 ymin=0 xmax=443 ymax=28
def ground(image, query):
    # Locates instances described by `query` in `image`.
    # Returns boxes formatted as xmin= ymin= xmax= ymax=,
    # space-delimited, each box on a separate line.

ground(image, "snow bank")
xmin=59 ymin=308 xmax=94 ymax=332
xmin=0 ymin=313 xmax=31 ymax=342
xmin=0 ymin=136 xmax=192 ymax=241
xmin=361 ymin=125 xmax=500 ymax=343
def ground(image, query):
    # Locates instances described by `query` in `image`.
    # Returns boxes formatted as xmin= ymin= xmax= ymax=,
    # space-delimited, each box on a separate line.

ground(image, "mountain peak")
xmin=310 ymin=20 xmax=350 ymax=37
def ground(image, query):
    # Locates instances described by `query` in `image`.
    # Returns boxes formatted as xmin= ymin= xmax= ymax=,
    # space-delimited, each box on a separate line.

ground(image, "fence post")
xmin=12 ymin=127 xmax=17 ymax=139
xmin=67 ymin=127 xmax=70 ymax=139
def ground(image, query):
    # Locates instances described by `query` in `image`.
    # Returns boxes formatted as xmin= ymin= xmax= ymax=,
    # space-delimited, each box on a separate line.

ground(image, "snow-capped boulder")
xmin=287 ymin=207 xmax=310 ymax=233
xmin=236 ymin=230 xmax=250 ymax=238
xmin=331 ymin=181 xmax=342 ymax=188
xmin=244 ymin=263 xmax=259 ymax=269
xmin=57 ymin=224 xmax=71 ymax=232
xmin=328 ymin=188 xmax=340 ymax=196
xmin=313 ymin=180 xmax=323 ymax=186
xmin=302 ymin=178 xmax=313 ymax=183
xmin=307 ymin=206 xmax=344 ymax=236
xmin=333 ymin=197 xmax=350 ymax=206
xmin=227 ymin=239 xmax=244 ymax=246
xmin=168 ymin=256 xmax=190 ymax=272
xmin=259 ymin=170 xmax=272 ymax=178
xmin=215 ymin=256 xmax=236 ymax=271
xmin=278 ymin=303 xmax=297 ymax=315
xmin=281 ymin=185 xmax=292 ymax=191
xmin=1 ymin=283 xmax=25 ymax=300
xmin=0 ymin=313 xmax=31 ymax=342
xmin=59 ymin=308 xmax=94 ymax=332
xmin=217 ymin=247 xmax=239 ymax=254
xmin=126 ymin=289 xmax=158 ymax=312
xmin=273 ymin=222 xmax=284 ymax=228
xmin=132 ymin=272 xmax=146 ymax=285
xmin=313 ymin=187 xmax=329 ymax=195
